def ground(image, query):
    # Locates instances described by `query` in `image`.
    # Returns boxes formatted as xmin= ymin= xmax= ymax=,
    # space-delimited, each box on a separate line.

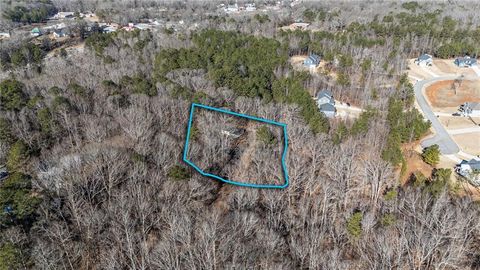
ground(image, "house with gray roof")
xmin=456 ymin=159 xmax=480 ymax=186
xmin=460 ymin=102 xmax=480 ymax=117
xmin=415 ymin=54 xmax=433 ymax=66
xmin=454 ymin=56 xmax=477 ymax=67
xmin=304 ymin=54 xmax=320 ymax=68
xmin=53 ymin=28 xmax=69 ymax=38
xmin=316 ymin=90 xmax=336 ymax=118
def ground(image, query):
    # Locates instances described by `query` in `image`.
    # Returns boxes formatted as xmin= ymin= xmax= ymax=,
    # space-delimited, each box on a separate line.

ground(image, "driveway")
xmin=447 ymin=126 xmax=480 ymax=135
xmin=412 ymin=75 xmax=477 ymax=154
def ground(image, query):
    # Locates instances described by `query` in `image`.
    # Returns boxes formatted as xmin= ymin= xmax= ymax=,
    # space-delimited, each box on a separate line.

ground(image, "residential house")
xmin=0 ymin=32 xmax=10 ymax=39
xmin=225 ymin=4 xmax=239 ymax=13
xmin=454 ymin=56 xmax=477 ymax=67
xmin=51 ymin=12 xmax=75 ymax=20
xmin=460 ymin=102 xmax=480 ymax=117
xmin=122 ymin=23 xmax=135 ymax=32
xmin=456 ymin=159 xmax=480 ymax=186
xmin=316 ymin=90 xmax=336 ymax=118
xmin=245 ymin=3 xmax=257 ymax=11
xmin=287 ymin=22 xmax=310 ymax=31
xmin=30 ymin=27 xmax=42 ymax=37
xmin=304 ymin=54 xmax=320 ymax=68
xmin=415 ymin=54 xmax=433 ymax=66
xmin=53 ymin=28 xmax=68 ymax=38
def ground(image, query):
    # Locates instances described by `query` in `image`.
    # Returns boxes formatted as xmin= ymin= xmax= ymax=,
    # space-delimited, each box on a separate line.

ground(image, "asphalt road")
xmin=412 ymin=75 xmax=474 ymax=154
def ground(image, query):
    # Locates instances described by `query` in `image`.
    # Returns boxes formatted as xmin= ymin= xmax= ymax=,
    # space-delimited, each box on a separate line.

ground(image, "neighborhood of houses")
xmin=1 ymin=9 xmax=197 ymax=45
xmin=220 ymin=0 xmax=303 ymax=14
xmin=296 ymin=53 xmax=338 ymax=118
xmin=415 ymin=53 xmax=478 ymax=69
xmin=413 ymin=52 xmax=480 ymax=187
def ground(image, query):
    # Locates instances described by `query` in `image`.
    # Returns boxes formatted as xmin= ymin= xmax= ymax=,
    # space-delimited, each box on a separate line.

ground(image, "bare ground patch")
xmin=451 ymin=133 xmax=480 ymax=155
xmin=433 ymin=59 xmax=477 ymax=76
xmin=426 ymin=79 xmax=480 ymax=108
xmin=439 ymin=116 xmax=477 ymax=129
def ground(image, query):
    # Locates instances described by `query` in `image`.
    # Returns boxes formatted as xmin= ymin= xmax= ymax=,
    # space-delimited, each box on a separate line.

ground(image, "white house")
xmin=53 ymin=28 xmax=68 ymax=38
xmin=316 ymin=90 xmax=336 ymax=118
xmin=415 ymin=54 xmax=433 ymax=67
xmin=456 ymin=159 xmax=480 ymax=186
xmin=460 ymin=102 xmax=480 ymax=117
xmin=245 ymin=3 xmax=256 ymax=11
xmin=0 ymin=32 xmax=10 ymax=39
xmin=51 ymin=12 xmax=75 ymax=20
xmin=225 ymin=4 xmax=239 ymax=13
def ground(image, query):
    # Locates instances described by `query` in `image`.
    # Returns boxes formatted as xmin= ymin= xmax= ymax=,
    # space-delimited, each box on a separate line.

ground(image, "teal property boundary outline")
xmin=183 ymin=103 xmax=289 ymax=189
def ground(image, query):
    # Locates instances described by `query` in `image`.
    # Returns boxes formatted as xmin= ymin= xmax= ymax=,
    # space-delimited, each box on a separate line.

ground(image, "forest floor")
xmin=189 ymin=108 xmax=285 ymax=187
xmin=401 ymin=142 xmax=434 ymax=185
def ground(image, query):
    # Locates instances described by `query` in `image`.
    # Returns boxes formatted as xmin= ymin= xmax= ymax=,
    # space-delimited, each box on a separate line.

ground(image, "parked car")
xmin=452 ymin=112 xmax=461 ymax=116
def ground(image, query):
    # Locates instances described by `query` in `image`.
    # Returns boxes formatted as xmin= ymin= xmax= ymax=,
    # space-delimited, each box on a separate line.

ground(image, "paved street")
xmin=412 ymin=75 xmax=472 ymax=154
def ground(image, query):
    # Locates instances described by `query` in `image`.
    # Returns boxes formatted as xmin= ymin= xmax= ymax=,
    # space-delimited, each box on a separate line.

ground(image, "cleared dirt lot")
xmin=407 ymin=59 xmax=432 ymax=79
xmin=426 ymin=79 xmax=480 ymax=108
xmin=451 ymin=133 xmax=480 ymax=155
xmin=289 ymin=55 xmax=337 ymax=79
xmin=289 ymin=55 xmax=308 ymax=70
xmin=433 ymin=59 xmax=477 ymax=76
xmin=439 ymin=116 xmax=477 ymax=129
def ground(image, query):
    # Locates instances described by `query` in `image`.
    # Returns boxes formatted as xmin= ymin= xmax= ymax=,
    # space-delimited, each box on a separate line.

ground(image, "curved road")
xmin=413 ymin=75 xmax=477 ymax=154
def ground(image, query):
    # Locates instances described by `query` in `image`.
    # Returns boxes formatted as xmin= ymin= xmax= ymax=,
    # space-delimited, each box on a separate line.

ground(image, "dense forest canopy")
xmin=0 ymin=1 xmax=479 ymax=269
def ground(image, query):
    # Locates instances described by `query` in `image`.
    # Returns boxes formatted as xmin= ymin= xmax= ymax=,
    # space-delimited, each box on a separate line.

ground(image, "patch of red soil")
xmin=426 ymin=80 xmax=480 ymax=107
xmin=400 ymin=143 xmax=434 ymax=186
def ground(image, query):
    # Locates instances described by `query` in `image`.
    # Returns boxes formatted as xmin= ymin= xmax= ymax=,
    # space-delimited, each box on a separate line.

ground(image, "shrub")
xmin=167 ymin=165 xmax=191 ymax=180
xmin=346 ymin=212 xmax=363 ymax=238
xmin=67 ymin=83 xmax=87 ymax=97
xmin=37 ymin=107 xmax=53 ymax=134
xmin=332 ymin=122 xmax=348 ymax=145
xmin=350 ymin=107 xmax=377 ymax=136
xmin=421 ymin=144 xmax=440 ymax=166
xmin=0 ymin=243 xmax=23 ymax=270
xmin=6 ymin=141 xmax=29 ymax=171
xmin=120 ymin=75 xmax=157 ymax=96
xmin=0 ymin=172 xmax=40 ymax=225
xmin=85 ymin=32 xmax=115 ymax=55
xmin=427 ymin=168 xmax=451 ymax=197
xmin=380 ymin=213 xmax=396 ymax=226
xmin=51 ymin=96 xmax=71 ymax=111
xmin=0 ymin=79 xmax=27 ymax=111
xmin=256 ymin=126 xmax=277 ymax=146
xmin=412 ymin=171 xmax=428 ymax=188
xmin=0 ymin=118 xmax=14 ymax=145
xmin=384 ymin=189 xmax=397 ymax=201
xmin=48 ymin=86 xmax=63 ymax=95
